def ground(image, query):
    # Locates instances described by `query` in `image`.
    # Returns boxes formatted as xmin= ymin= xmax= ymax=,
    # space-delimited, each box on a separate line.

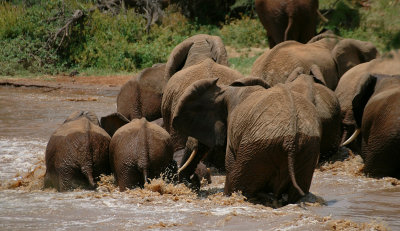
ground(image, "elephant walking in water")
xmin=336 ymin=51 xmax=400 ymax=178
xmin=45 ymin=111 xmax=111 ymax=191
xmin=172 ymin=78 xmax=321 ymax=204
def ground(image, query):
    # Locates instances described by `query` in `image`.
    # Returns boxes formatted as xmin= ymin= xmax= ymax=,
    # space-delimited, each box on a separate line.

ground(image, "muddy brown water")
xmin=0 ymin=86 xmax=399 ymax=230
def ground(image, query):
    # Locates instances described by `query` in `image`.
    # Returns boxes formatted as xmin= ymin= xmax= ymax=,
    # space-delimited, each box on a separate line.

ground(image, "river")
xmin=0 ymin=85 xmax=398 ymax=230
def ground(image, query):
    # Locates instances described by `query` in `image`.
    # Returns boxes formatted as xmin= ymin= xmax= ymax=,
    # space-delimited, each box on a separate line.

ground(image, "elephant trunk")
xmin=341 ymin=128 xmax=360 ymax=146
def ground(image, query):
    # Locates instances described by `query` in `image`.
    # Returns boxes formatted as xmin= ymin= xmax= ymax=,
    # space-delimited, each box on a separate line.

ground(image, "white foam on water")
xmin=0 ymin=137 xmax=46 ymax=182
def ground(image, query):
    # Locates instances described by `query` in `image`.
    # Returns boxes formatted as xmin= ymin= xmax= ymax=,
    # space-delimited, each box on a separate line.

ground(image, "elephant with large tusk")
xmin=335 ymin=50 xmax=400 ymax=178
xmin=173 ymin=77 xmax=321 ymax=204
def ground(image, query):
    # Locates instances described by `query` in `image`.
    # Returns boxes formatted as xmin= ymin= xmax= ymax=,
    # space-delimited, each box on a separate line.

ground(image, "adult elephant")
xmin=255 ymin=0 xmax=322 ymax=48
xmin=348 ymin=74 xmax=400 ymax=178
xmin=251 ymin=34 xmax=378 ymax=90
xmin=117 ymin=63 xmax=167 ymax=121
xmin=106 ymin=116 xmax=175 ymax=191
xmin=335 ymin=51 xmax=400 ymax=155
xmin=164 ymin=34 xmax=229 ymax=80
xmin=173 ymin=78 xmax=321 ymax=204
xmin=286 ymin=68 xmax=342 ymax=160
xmin=162 ymin=58 xmax=243 ymax=151
xmin=44 ymin=111 xmax=111 ymax=191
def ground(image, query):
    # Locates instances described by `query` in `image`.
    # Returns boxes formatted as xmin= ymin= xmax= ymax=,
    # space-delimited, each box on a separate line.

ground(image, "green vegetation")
xmin=0 ymin=0 xmax=399 ymax=77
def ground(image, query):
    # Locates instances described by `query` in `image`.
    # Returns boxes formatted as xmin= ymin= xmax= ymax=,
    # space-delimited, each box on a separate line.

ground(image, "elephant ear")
xmin=352 ymin=74 xmax=377 ymax=128
xmin=63 ymin=111 xmax=84 ymax=124
xmin=230 ymin=77 xmax=270 ymax=89
xmin=83 ymin=111 xmax=100 ymax=126
xmin=172 ymin=78 xmax=226 ymax=147
xmin=206 ymin=36 xmax=229 ymax=66
xmin=164 ymin=39 xmax=194 ymax=80
xmin=309 ymin=65 xmax=327 ymax=86
xmin=332 ymin=39 xmax=378 ymax=77
xmin=100 ymin=112 xmax=130 ymax=137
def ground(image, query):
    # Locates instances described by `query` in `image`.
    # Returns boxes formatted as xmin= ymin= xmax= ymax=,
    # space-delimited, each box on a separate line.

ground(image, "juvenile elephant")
xmin=44 ymin=111 xmax=111 ymax=191
xmin=335 ymin=51 xmax=400 ymax=153
xmin=251 ymin=34 xmax=378 ymax=90
xmin=349 ymin=74 xmax=400 ymax=178
xmin=117 ymin=63 xmax=167 ymax=121
xmin=107 ymin=116 xmax=175 ymax=191
xmin=286 ymin=68 xmax=342 ymax=160
xmin=255 ymin=0 xmax=321 ymax=48
xmin=173 ymin=78 xmax=321 ymax=203
xmin=164 ymin=34 xmax=229 ymax=80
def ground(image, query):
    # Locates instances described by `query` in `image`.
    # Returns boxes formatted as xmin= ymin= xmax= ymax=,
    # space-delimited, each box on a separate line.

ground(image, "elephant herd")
xmin=45 ymin=28 xmax=399 ymax=205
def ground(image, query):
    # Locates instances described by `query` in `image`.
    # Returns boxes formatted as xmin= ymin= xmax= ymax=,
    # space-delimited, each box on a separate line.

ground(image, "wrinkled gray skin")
xmin=335 ymin=51 xmax=400 ymax=153
xmin=117 ymin=63 xmax=167 ymax=121
xmin=255 ymin=0 xmax=319 ymax=48
xmin=173 ymin=78 xmax=321 ymax=204
xmin=162 ymin=58 xmax=244 ymax=151
xmin=286 ymin=69 xmax=342 ymax=160
xmin=251 ymin=34 xmax=378 ymax=90
xmin=164 ymin=34 xmax=229 ymax=80
xmin=351 ymin=74 xmax=400 ymax=178
xmin=44 ymin=111 xmax=111 ymax=191
xmin=107 ymin=117 xmax=174 ymax=191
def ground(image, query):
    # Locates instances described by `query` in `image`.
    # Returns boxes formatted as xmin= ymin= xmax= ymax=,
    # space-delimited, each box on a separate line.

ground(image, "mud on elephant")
xmin=172 ymin=78 xmax=321 ymax=204
xmin=251 ymin=34 xmax=378 ymax=90
xmin=117 ymin=63 xmax=167 ymax=122
xmin=44 ymin=111 xmax=111 ymax=191
xmin=102 ymin=113 xmax=176 ymax=191
xmin=336 ymin=52 xmax=400 ymax=178
xmin=335 ymin=51 xmax=400 ymax=154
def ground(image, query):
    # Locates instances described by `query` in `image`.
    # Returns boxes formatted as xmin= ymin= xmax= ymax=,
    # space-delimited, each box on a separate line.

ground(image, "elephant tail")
xmin=138 ymin=118 xmax=151 ymax=185
xmin=280 ymin=84 xmax=305 ymax=197
xmin=284 ymin=12 xmax=294 ymax=41
xmin=82 ymin=120 xmax=96 ymax=189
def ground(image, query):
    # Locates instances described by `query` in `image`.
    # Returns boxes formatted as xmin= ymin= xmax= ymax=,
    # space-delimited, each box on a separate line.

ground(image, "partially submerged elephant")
xmin=251 ymin=34 xmax=378 ymax=90
xmin=173 ymin=78 xmax=321 ymax=204
xmin=117 ymin=63 xmax=167 ymax=121
xmin=44 ymin=111 xmax=111 ymax=191
xmin=351 ymin=74 xmax=400 ymax=178
xmin=104 ymin=114 xmax=175 ymax=191
xmin=335 ymin=51 xmax=400 ymax=178
xmin=336 ymin=51 xmax=400 ymax=153
xmin=255 ymin=0 xmax=322 ymax=48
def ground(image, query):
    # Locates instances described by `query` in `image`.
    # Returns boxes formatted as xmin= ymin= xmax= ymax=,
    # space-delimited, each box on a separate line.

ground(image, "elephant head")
xmin=164 ymin=34 xmax=229 ymax=80
xmin=331 ymin=38 xmax=379 ymax=78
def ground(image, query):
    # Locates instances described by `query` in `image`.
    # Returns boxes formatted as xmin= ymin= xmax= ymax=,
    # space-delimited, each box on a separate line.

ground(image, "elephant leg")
xmin=363 ymin=134 xmax=400 ymax=178
xmin=117 ymin=165 xmax=143 ymax=191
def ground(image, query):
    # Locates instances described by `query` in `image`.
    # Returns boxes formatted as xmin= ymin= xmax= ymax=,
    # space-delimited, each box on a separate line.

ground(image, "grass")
xmin=0 ymin=0 xmax=399 ymax=78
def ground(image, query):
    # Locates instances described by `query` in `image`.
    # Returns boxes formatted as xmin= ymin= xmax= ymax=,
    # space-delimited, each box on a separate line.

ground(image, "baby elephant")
xmin=107 ymin=116 xmax=175 ymax=191
xmin=44 ymin=111 xmax=111 ymax=191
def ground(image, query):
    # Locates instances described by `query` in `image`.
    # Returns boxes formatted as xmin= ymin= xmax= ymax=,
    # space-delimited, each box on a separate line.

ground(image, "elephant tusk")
xmin=178 ymin=149 xmax=197 ymax=174
xmin=341 ymin=128 xmax=360 ymax=146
